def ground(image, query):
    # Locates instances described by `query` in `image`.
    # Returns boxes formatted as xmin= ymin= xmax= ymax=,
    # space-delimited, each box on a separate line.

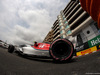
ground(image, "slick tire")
xmin=8 ymin=45 xmax=15 ymax=53
xmin=49 ymin=39 xmax=74 ymax=62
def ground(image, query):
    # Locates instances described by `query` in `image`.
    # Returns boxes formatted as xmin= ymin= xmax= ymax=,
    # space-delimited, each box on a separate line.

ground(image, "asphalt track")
xmin=0 ymin=47 xmax=100 ymax=75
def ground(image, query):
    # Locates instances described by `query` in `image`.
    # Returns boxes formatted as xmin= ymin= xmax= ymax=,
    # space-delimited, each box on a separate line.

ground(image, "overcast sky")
xmin=0 ymin=0 xmax=70 ymax=45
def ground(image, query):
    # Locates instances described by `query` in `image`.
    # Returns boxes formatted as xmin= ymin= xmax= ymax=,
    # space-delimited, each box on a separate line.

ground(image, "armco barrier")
xmin=75 ymin=44 xmax=100 ymax=57
xmin=75 ymin=35 xmax=100 ymax=57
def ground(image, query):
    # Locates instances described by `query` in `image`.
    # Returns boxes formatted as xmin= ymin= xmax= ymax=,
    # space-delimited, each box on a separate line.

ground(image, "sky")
xmin=0 ymin=0 xmax=70 ymax=45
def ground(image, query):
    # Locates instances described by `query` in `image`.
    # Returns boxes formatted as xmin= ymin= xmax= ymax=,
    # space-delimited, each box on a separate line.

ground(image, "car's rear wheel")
xmin=49 ymin=39 xmax=74 ymax=62
xmin=8 ymin=45 xmax=15 ymax=53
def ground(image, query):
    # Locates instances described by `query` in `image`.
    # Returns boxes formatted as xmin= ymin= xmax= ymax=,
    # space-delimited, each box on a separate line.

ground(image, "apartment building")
xmin=43 ymin=30 xmax=53 ymax=43
xmin=43 ymin=0 xmax=98 ymax=46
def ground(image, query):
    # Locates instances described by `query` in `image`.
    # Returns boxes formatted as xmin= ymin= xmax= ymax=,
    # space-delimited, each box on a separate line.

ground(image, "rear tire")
xmin=8 ymin=45 xmax=15 ymax=53
xmin=49 ymin=39 xmax=74 ymax=62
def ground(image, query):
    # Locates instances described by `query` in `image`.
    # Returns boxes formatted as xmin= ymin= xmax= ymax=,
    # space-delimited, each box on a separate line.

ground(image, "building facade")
xmin=43 ymin=30 xmax=53 ymax=43
xmin=44 ymin=0 xmax=93 ymax=43
xmin=43 ymin=0 xmax=100 ymax=56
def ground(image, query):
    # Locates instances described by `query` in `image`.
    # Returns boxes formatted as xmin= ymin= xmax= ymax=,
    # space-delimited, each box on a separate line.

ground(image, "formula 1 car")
xmin=8 ymin=38 xmax=74 ymax=61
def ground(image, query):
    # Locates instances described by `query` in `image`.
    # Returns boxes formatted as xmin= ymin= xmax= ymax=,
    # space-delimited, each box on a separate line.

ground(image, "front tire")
xmin=49 ymin=39 xmax=74 ymax=62
xmin=8 ymin=45 xmax=15 ymax=53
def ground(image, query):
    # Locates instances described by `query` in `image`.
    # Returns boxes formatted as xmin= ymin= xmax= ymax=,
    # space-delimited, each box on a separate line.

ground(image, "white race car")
xmin=8 ymin=39 xmax=74 ymax=61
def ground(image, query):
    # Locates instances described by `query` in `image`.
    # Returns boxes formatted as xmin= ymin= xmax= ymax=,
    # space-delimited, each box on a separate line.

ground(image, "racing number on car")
xmin=39 ymin=44 xmax=45 ymax=48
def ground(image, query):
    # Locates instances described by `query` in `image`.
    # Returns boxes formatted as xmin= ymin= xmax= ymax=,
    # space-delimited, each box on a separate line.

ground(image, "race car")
xmin=8 ymin=38 xmax=74 ymax=61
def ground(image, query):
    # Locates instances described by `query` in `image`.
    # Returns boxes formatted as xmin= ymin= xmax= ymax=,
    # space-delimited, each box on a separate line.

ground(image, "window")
xmin=65 ymin=25 xmax=69 ymax=29
xmin=67 ymin=30 xmax=71 ymax=34
xmin=91 ymin=22 xmax=99 ymax=36
xmin=80 ymin=31 xmax=88 ymax=43
xmin=76 ymin=34 xmax=83 ymax=46
xmin=94 ymin=22 xmax=99 ymax=30
xmin=65 ymin=21 xmax=67 ymax=24
xmin=60 ymin=31 xmax=63 ymax=34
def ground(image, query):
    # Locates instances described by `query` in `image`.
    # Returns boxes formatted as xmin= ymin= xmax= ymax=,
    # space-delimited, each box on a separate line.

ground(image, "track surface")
xmin=0 ymin=47 xmax=100 ymax=75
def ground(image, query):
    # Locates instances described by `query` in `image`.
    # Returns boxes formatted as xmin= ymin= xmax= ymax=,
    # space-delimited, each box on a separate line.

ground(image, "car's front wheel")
xmin=49 ymin=39 xmax=74 ymax=62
